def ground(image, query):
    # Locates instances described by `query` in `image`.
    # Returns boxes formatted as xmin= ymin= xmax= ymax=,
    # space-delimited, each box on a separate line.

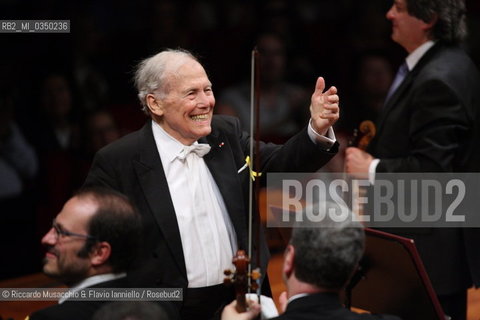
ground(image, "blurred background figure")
xmin=71 ymin=14 xmax=110 ymax=112
xmin=26 ymin=73 xmax=82 ymax=244
xmin=340 ymin=50 xmax=394 ymax=133
xmin=352 ymin=52 xmax=393 ymax=123
xmin=84 ymin=109 xmax=121 ymax=156
xmin=0 ymin=88 xmax=39 ymax=279
xmin=319 ymin=51 xmax=393 ymax=173
xmin=216 ymin=32 xmax=309 ymax=143
xmin=0 ymin=90 xmax=38 ymax=202
xmin=74 ymin=109 xmax=121 ymax=187
xmin=28 ymin=73 xmax=81 ymax=153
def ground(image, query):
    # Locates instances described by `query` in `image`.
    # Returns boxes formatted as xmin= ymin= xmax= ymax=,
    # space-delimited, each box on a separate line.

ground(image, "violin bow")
xmin=225 ymin=47 xmax=263 ymax=314
xmin=249 ymin=46 xmax=262 ymax=305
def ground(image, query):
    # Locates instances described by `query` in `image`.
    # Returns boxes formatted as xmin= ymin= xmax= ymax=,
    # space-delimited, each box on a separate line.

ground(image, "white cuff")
xmin=245 ymin=293 xmax=279 ymax=319
xmin=307 ymin=119 xmax=336 ymax=150
xmin=368 ymin=158 xmax=380 ymax=184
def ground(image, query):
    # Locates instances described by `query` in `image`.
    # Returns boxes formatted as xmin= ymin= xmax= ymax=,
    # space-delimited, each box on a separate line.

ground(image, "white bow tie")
xmin=177 ymin=143 xmax=211 ymax=161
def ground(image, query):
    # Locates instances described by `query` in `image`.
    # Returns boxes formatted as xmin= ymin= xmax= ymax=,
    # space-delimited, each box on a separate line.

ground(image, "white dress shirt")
xmin=152 ymin=120 xmax=237 ymax=288
xmin=151 ymin=119 xmax=336 ymax=287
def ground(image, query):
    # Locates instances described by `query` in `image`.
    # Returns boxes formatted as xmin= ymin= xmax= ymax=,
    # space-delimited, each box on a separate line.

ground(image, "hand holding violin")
xmin=345 ymin=120 xmax=376 ymax=178
xmin=221 ymin=299 xmax=261 ymax=320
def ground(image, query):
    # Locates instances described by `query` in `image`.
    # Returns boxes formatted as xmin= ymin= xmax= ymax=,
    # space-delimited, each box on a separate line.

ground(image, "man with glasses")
xmin=28 ymin=187 xmax=178 ymax=320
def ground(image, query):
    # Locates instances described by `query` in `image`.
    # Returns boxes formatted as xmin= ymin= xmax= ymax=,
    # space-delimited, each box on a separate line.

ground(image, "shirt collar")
xmin=405 ymin=40 xmax=435 ymax=71
xmin=59 ymin=272 xmax=126 ymax=304
xmin=287 ymin=293 xmax=309 ymax=304
xmin=151 ymin=120 xmax=196 ymax=163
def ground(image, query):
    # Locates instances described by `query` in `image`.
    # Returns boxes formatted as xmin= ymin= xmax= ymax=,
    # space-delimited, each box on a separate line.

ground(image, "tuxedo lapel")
xmin=200 ymin=133 xmax=248 ymax=250
xmin=375 ymin=73 xmax=414 ymax=135
xmin=132 ymin=124 xmax=187 ymax=276
xmin=129 ymin=122 xmax=249 ymax=277
xmin=376 ymin=43 xmax=442 ymax=138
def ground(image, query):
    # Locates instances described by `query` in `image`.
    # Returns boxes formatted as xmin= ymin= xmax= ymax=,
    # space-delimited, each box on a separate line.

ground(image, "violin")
xmin=350 ymin=120 xmax=376 ymax=151
xmin=224 ymin=250 xmax=261 ymax=312
xmin=347 ymin=120 xmax=376 ymax=216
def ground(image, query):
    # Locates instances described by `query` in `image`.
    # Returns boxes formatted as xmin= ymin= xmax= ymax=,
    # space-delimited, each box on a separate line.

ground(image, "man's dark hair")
xmin=76 ymin=187 xmax=142 ymax=273
xmin=405 ymin=0 xmax=467 ymax=44
xmin=291 ymin=202 xmax=365 ymax=290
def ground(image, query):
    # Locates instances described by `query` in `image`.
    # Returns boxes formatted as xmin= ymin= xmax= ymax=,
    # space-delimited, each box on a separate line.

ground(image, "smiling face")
xmin=41 ymin=196 xmax=97 ymax=286
xmin=386 ymin=0 xmax=432 ymax=53
xmin=148 ymin=58 xmax=215 ymax=145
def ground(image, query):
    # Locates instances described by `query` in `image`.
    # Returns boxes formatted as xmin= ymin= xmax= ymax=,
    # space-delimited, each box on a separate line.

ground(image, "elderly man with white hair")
xmin=85 ymin=48 xmax=340 ymax=319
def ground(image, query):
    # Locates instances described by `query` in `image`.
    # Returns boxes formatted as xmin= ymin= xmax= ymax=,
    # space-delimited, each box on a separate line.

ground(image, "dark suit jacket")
xmin=271 ymin=292 xmax=401 ymax=320
xmin=84 ymin=115 xmax=337 ymax=290
xmin=367 ymin=42 xmax=480 ymax=295
xmin=28 ymin=277 xmax=179 ymax=320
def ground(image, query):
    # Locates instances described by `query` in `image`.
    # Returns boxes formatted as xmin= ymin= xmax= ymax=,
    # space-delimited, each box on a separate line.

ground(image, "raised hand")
xmin=309 ymin=77 xmax=339 ymax=135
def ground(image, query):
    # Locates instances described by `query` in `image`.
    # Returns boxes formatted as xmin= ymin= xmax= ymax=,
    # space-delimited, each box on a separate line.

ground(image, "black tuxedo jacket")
xmin=271 ymin=292 xmax=401 ymax=320
xmin=367 ymin=43 xmax=480 ymax=295
xmin=84 ymin=115 xmax=337 ymax=290
xmin=28 ymin=277 xmax=179 ymax=320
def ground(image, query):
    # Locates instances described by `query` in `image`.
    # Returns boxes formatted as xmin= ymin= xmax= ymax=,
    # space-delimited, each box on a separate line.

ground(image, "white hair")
xmin=134 ymin=49 xmax=198 ymax=114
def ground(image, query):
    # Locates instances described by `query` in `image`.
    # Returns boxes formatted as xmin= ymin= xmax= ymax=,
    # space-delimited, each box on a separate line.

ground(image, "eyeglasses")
xmin=51 ymin=220 xmax=97 ymax=241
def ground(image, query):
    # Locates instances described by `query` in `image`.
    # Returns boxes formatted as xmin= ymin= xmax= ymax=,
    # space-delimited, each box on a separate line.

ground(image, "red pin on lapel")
xmin=219 ymin=142 xmax=225 ymax=148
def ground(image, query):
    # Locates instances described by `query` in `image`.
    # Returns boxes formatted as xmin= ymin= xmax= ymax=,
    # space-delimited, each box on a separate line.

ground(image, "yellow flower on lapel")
xmin=245 ymin=156 xmax=262 ymax=181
